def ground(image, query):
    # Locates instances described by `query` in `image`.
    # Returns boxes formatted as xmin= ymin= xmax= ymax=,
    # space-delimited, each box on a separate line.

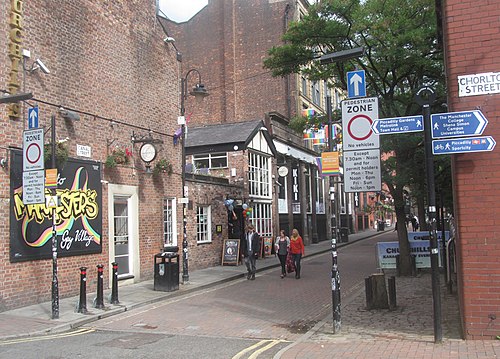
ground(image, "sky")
xmin=158 ymin=0 xmax=208 ymax=23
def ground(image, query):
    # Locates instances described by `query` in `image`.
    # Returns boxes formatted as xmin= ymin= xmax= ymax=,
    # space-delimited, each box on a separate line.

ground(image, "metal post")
xmin=419 ymin=86 xmax=442 ymax=343
xmin=110 ymin=262 xmax=119 ymax=304
xmin=327 ymin=95 xmax=341 ymax=333
xmin=180 ymin=78 xmax=189 ymax=284
xmin=50 ymin=114 xmax=59 ymax=319
xmin=95 ymin=264 xmax=104 ymax=309
xmin=77 ymin=267 xmax=88 ymax=314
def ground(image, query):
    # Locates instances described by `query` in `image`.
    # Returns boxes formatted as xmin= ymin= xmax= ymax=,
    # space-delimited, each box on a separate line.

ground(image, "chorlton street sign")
xmin=458 ymin=71 xmax=500 ymax=97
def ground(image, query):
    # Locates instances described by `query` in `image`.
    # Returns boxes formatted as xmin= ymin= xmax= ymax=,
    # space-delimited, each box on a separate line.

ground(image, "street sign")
xmin=23 ymin=128 xmax=44 ymax=171
xmin=22 ymin=170 xmax=45 ymax=205
xmin=458 ymin=72 xmax=500 ymax=97
xmin=342 ymin=97 xmax=379 ymax=151
xmin=343 ymin=149 xmax=381 ymax=192
xmin=372 ymin=115 xmax=424 ymax=135
xmin=432 ymin=136 xmax=496 ymax=155
xmin=28 ymin=107 xmax=39 ymax=129
xmin=347 ymin=70 xmax=366 ymax=98
xmin=431 ymin=110 xmax=488 ymax=139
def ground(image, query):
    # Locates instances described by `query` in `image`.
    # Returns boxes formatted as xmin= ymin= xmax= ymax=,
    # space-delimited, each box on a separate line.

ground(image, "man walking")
xmin=241 ymin=224 xmax=260 ymax=280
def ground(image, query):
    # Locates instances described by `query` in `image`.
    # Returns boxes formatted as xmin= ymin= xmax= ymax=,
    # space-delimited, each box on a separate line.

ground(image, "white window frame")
xmin=193 ymin=152 xmax=228 ymax=169
xmin=248 ymin=151 xmax=271 ymax=198
xmin=163 ymin=198 xmax=177 ymax=247
xmin=252 ymin=202 xmax=273 ymax=239
xmin=196 ymin=205 xmax=212 ymax=244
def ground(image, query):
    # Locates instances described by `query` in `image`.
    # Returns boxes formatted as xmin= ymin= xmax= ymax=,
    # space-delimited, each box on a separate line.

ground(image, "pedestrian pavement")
xmin=1 ymin=228 xmax=500 ymax=358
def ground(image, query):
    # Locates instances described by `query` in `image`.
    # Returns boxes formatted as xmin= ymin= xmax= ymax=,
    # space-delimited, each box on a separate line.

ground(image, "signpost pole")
xmin=50 ymin=114 xmax=59 ymax=319
xmin=327 ymin=96 xmax=341 ymax=334
xmin=417 ymin=87 xmax=442 ymax=343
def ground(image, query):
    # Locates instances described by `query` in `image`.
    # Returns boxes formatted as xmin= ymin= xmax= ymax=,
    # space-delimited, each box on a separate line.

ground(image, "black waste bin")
xmin=340 ymin=227 xmax=349 ymax=243
xmin=377 ymin=220 xmax=385 ymax=231
xmin=154 ymin=252 xmax=179 ymax=292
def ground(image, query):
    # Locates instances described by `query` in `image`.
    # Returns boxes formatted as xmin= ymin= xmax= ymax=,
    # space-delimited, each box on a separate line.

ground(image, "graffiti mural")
xmin=10 ymin=150 xmax=102 ymax=262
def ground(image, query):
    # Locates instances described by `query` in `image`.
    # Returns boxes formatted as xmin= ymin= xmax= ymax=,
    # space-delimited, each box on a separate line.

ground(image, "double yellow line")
xmin=232 ymin=339 xmax=287 ymax=359
xmin=0 ymin=327 xmax=95 ymax=346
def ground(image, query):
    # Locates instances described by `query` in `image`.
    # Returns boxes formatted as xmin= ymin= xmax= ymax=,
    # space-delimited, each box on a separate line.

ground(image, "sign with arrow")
xmin=372 ymin=115 xmax=424 ymax=135
xmin=28 ymin=107 xmax=39 ymax=129
xmin=347 ymin=70 xmax=366 ymax=99
xmin=431 ymin=110 xmax=488 ymax=139
xmin=432 ymin=136 xmax=496 ymax=155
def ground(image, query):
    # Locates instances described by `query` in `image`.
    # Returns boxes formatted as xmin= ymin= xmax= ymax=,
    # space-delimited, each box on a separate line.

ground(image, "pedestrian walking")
xmin=289 ymin=228 xmax=305 ymax=279
xmin=275 ymin=229 xmax=290 ymax=279
xmin=240 ymin=224 xmax=260 ymax=280
xmin=411 ymin=215 xmax=419 ymax=231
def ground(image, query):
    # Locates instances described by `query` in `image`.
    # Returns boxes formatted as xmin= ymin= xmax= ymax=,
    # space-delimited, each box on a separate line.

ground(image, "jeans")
xmin=244 ymin=254 xmax=257 ymax=275
xmin=292 ymin=253 xmax=302 ymax=276
xmin=278 ymin=254 xmax=287 ymax=274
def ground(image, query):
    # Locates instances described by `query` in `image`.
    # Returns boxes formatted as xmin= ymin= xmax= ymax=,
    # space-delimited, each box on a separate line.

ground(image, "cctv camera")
xmin=164 ymin=36 xmax=175 ymax=43
xmin=35 ymin=59 xmax=50 ymax=74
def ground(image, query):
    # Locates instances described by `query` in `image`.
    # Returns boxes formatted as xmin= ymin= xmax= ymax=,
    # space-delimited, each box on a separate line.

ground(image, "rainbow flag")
xmin=302 ymin=108 xmax=315 ymax=118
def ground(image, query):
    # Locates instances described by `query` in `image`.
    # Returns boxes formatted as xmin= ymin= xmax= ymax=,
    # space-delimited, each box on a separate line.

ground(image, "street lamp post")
xmin=179 ymin=69 xmax=209 ymax=284
xmin=320 ymin=47 xmax=364 ymax=334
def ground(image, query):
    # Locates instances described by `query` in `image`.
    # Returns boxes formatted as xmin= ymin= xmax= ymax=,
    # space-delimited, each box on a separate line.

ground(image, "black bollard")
xmin=95 ymin=264 xmax=105 ymax=309
xmin=365 ymin=277 xmax=373 ymax=310
xmin=110 ymin=262 xmax=119 ymax=304
xmin=388 ymin=276 xmax=397 ymax=310
xmin=77 ymin=267 xmax=88 ymax=314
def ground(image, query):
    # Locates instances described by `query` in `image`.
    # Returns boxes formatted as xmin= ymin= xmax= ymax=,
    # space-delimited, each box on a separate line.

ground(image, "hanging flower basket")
xmin=153 ymin=158 xmax=173 ymax=176
xmin=44 ymin=141 xmax=69 ymax=168
xmin=105 ymin=149 xmax=130 ymax=169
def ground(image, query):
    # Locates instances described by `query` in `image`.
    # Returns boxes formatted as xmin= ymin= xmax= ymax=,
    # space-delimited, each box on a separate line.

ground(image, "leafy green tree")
xmin=264 ymin=0 xmax=450 ymax=275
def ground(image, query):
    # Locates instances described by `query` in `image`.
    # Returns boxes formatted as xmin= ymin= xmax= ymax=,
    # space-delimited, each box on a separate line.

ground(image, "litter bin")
xmin=377 ymin=220 xmax=385 ymax=232
xmin=154 ymin=252 xmax=179 ymax=292
xmin=340 ymin=227 xmax=349 ymax=243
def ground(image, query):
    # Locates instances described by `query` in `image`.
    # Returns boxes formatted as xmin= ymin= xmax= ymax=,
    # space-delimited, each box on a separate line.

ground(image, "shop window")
xmin=248 ymin=151 xmax=271 ymax=198
xmin=163 ymin=198 xmax=177 ymax=247
xmin=193 ymin=152 xmax=228 ymax=170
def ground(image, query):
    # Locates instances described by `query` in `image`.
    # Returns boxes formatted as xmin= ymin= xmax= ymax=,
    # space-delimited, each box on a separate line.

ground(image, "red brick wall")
xmin=0 ymin=0 xmax=180 ymax=310
xmin=443 ymin=0 xmax=500 ymax=339
xmin=166 ymin=0 xmax=296 ymax=127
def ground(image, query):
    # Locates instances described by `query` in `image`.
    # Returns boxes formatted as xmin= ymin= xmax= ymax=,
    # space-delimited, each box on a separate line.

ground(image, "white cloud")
xmin=158 ymin=0 xmax=208 ymax=23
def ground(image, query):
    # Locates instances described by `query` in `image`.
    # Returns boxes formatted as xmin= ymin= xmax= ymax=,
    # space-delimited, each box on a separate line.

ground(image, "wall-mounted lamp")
xmin=59 ymin=108 xmax=80 ymax=121
xmin=0 ymin=158 xmax=8 ymax=168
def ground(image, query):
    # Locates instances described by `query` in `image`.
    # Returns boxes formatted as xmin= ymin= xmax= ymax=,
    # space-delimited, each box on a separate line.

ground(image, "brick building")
xmin=1 ymin=0 xmax=183 ymax=310
xmin=162 ymin=0 xmax=367 ymax=246
xmin=443 ymin=0 xmax=500 ymax=339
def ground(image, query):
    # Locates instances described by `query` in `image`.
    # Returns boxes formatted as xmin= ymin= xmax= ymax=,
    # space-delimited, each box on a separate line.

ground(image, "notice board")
xmin=222 ymin=239 xmax=240 ymax=266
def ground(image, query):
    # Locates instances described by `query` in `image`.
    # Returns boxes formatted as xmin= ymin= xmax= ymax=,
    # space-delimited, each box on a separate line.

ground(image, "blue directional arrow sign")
xmin=431 ymin=110 xmax=488 ymax=139
xmin=372 ymin=115 xmax=424 ymax=135
xmin=432 ymin=136 xmax=496 ymax=155
xmin=347 ymin=70 xmax=366 ymax=99
xmin=28 ymin=107 xmax=39 ymax=129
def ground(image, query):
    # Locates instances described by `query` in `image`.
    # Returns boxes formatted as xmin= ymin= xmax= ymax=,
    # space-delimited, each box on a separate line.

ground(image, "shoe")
xmin=280 ymin=274 xmax=284 ymax=279
xmin=283 ymin=272 xmax=286 ymax=277
xmin=247 ymin=273 xmax=251 ymax=280
xmin=250 ymin=274 xmax=255 ymax=280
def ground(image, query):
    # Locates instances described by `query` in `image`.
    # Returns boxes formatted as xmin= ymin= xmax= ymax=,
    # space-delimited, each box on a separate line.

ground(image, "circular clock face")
xmin=140 ymin=143 xmax=157 ymax=163
xmin=277 ymin=166 xmax=288 ymax=177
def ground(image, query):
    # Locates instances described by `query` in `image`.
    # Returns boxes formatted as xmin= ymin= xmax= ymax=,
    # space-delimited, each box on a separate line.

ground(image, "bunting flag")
xmin=302 ymin=108 xmax=316 ymax=118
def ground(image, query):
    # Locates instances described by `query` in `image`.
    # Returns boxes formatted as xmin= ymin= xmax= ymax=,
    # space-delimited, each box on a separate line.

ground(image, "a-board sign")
xmin=222 ymin=239 xmax=240 ymax=265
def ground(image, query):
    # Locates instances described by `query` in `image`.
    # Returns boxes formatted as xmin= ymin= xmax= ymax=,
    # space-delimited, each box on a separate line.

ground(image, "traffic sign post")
xmin=347 ymin=70 xmax=366 ymax=98
xmin=343 ymin=149 xmax=381 ymax=192
xmin=341 ymin=97 xmax=379 ymax=150
xmin=432 ymin=136 xmax=496 ymax=155
xmin=372 ymin=115 xmax=424 ymax=135
xmin=23 ymin=128 xmax=44 ymax=171
xmin=431 ymin=110 xmax=488 ymax=139
xmin=22 ymin=170 xmax=45 ymax=205
xmin=28 ymin=107 xmax=39 ymax=129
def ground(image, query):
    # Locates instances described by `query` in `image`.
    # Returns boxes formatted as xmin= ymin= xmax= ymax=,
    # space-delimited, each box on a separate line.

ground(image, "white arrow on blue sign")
xmin=432 ymin=136 xmax=496 ymax=155
xmin=28 ymin=107 xmax=39 ymax=129
xmin=347 ymin=70 xmax=366 ymax=98
xmin=372 ymin=115 xmax=424 ymax=135
xmin=431 ymin=110 xmax=487 ymax=139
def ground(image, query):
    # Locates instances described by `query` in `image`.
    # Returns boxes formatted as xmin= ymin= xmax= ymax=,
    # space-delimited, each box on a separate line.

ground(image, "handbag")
xmin=286 ymin=251 xmax=295 ymax=273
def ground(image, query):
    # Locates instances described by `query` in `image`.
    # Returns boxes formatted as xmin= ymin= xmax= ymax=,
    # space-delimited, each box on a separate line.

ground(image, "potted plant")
xmin=153 ymin=158 xmax=173 ymax=176
xmin=105 ymin=148 xmax=131 ymax=169
xmin=44 ymin=140 xmax=69 ymax=168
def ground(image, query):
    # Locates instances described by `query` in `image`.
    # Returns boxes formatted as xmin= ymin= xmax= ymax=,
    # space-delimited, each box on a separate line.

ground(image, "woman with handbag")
xmin=290 ymin=228 xmax=305 ymax=279
xmin=275 ymin=229 xmax=290 ymax=279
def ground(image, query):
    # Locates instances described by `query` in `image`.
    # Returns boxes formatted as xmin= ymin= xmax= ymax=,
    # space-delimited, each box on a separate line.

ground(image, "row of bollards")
xmin=77 ymin=262 xmax=119 ymax=314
